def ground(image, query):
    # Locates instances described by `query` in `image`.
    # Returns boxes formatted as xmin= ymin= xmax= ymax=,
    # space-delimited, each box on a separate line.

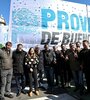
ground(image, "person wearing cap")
xmin=0 ymin=42 xmax=13 ymax=100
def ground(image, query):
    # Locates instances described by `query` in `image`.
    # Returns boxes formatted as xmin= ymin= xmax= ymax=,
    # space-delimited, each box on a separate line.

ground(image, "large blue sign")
xmin=9 ymin=0 xmax=90 ymax=48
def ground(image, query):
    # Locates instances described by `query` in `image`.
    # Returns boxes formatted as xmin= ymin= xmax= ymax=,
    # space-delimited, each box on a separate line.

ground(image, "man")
xmin=52 ymin=46 xmax=60 ymax=86
xmin=60 ymin=44 xmax=70 ymax=88
xmin=79 ymin=40 xmax=90 ymax=94
xmin=34 ymin=45 xmax=44 ymax=88
xmin=0 ymin=42 xmax=13 ymax=100
xmin=41 ymin=44 xmax=56 ymax=92
xmin=67 ymin=43 xmax=82 ymax=93
xmin=76 ymin=42 xmax=81 ymax=53
xmin=13 ymin=44 xmax=27 ymax=96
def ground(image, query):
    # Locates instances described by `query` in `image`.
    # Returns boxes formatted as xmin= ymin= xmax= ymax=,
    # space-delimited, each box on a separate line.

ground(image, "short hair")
xmin=44 ymin=43 xmax=49 ymax=48
xmin=69 ymin=42 xmax=75 ymax=47
xmin=61 ymin=44 xmax=65 ymax=47
xmin=76 ymin=42 xmax=81 ymax=47
xmin=17 ymin=43 xmax=23 ymax=47
xmin=5 ymin=41 xmax=12 ymax=46
xmin=83 ymin=40 xmax=89 ymax=43
xmin=76 ymin=41 xmax=81 ymax=45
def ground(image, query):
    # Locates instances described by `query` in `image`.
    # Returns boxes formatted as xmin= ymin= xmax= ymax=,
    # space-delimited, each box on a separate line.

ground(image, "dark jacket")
xmin=12 ymin=49 xmax=26 ymax=74
xmin=78 ymin=48 xmax=90 ymax=70
xmin=42 ymin=49 xmax=56 ymax=67
xmin=0 ymin=47 xmax=13 ymax=70
xmin=36 ymin=51 xmax=44 ymax=71
xmin=68 ymin=50 xmax=80 ymax=71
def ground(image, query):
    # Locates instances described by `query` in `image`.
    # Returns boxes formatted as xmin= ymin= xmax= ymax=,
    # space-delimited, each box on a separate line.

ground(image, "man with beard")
xmin=13 ymin=44 xmax=27 ymax=96
xmin=78 ymin=40 xmax=90 ymax=94
xmin=0 ymin=42 xmax=13 ymax=100
xmin=41 ymin=44 xmax=56 ymax=92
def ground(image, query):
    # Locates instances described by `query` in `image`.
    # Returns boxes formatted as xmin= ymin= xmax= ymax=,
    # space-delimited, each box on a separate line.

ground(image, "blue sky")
xmin=0 ymin=0 xmax=90 ymax=25
xmin=0 ymin=0 xmax=11 ymax=25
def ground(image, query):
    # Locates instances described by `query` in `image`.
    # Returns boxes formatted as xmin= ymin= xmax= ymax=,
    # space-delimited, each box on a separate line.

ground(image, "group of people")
xmin=0 ymin=40 xmax=90 ymax=100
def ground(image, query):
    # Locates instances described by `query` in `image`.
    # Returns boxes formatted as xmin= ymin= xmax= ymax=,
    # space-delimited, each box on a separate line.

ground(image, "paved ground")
xmin=4 ymin=86 xmax=78 ymax=100
xmin=5 ymin=93 xmax=77 ymax=100
xmin=1 ymin=85 xmax=90 ymax=100
xmin=1 ymin=79 xmax=90 ymax=100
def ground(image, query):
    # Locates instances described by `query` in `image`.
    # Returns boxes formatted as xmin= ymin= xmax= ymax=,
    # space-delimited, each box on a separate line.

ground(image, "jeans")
xmin=44 ymin=66 xmax=54 ymax=89
xmin=15 ymin=73 xmax=26 ymax=92
xmin=72 ymin=70 xmax=84 ymax=88
xmin=1 ymin=68 xmax=13 ymax=97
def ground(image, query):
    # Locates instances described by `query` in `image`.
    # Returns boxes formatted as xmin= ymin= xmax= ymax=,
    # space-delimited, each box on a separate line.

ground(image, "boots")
xmin=28 ymin=91 xmax=39 ymax=96
xmin=35 ymin=91 xmax=39 ymax=96
xmin=28 ymin=91 xmax=32 ymax=97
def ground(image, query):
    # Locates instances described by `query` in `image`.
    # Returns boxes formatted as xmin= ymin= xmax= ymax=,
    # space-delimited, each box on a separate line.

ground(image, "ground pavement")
xmin=3 ymin=86 xmax=78 ymax=100
xmin=1 ymin=79 xmax=90 ymax=100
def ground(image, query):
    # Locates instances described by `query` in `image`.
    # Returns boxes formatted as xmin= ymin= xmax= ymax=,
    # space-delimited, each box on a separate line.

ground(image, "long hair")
xmin=28 ymin=47 xmax=36 ymax=58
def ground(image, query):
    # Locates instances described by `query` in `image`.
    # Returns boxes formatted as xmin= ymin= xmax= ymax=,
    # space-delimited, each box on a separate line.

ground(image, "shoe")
xmin=1 ymin=97 xmax=5 ymax=100
xmin=79 ymin=91 xmax=84 ymax=95
xmin=28 ymin=91 xmax=32 ymax=97
xmin=4 ymin=94 xmax=13 ymax=98
xmin=65 ymin=83 xmax=71 ymax=88
xmin=84 ymin=90 xmax=90 ymax=95
xmin=21 ymin=90 xmax=26 ymax=94
xmin=16 ymin=91 xmax=21 ymax=97
xmin=35 ymin=91 xmax=39 ymax=96
xmin=73 ymin=87 xmax=79 ymax=92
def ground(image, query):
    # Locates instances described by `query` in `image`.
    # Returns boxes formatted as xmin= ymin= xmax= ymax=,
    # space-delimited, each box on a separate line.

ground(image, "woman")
xmin=25 ymin=47 xmax=39 ymax=97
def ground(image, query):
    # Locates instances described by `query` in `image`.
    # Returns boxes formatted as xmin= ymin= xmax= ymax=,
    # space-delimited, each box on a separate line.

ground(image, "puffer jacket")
xmin=0 ymin=47 xmax=13 ymax=70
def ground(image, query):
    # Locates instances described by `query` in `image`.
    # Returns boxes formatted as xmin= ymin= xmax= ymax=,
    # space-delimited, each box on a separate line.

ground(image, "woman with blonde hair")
xmin=25 ymin=47 xmax=39 ymax=97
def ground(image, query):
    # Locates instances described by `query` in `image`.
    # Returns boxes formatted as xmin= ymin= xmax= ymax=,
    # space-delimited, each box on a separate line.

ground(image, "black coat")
xmin=78 ymin=48 xmax=90 ymax=70
xmin=12 ymin=49 xmax=26 ymax=74
xmin=42 ymin=49 xmax=56 ymax=66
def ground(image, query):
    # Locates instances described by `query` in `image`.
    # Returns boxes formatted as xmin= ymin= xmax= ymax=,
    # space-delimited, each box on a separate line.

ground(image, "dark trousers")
xmin=44 ymin=66 xmax=54 ymax=89
xmin=15 ymin=73 xmax=26 ymax=92
xmin=28 ymin=68 xmax=38 ymax=92
xmin=84 ymin=69 xmax=90 ymax=92
xmin=72 ymin=70 xmax=84 ymax=88
xmin=24 ymin=66 xmax=29 ymax=86
xmin=1 ymin=68 xmax=13 ymax=97
xmin=53 ymin=65 xmax=60 ymax=85
xmin=38 ymin=70 xmax=44 ymax=86
xmin=60 ymin=69 xmax=67 ymax=87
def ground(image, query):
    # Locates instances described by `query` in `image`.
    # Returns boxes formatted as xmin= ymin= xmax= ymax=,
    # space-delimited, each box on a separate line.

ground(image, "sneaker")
xmin=28 ymin=91 xmax=32 ymax=97
xmin=21 ymin=89 xmax=26 ymax=94
xmin=35 ymin=91 xmax=39 ymax=96
xmin=4 ymin=94 xmax=13 ymax=98
xmin=73 ymin=87 xmax=79 ymax=92
xmin=16 ymin=91 xmax=21 ymax=97
xmin=0 ymin=97 xmax=5 ymax=100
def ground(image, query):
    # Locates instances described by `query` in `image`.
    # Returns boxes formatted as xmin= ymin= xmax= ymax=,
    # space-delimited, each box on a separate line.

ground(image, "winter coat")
xmin=0 ymin=47 xmax=13 ymax=70
xmin=12 ymin=50 xmax=26 ymax=74
xmin=78 ymin=48 xmax=90 ymax=70
xmin=68 ymin=50 xmax=80 ymax=71
xmin=42 ymin=49 xmax=56 ymax=67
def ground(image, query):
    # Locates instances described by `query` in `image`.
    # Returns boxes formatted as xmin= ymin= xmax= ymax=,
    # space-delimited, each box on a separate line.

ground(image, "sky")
xmin=0 ymin=0 xmax=11 ymax=25
xmin=0 ymin=0 xmax=90 ymax=25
